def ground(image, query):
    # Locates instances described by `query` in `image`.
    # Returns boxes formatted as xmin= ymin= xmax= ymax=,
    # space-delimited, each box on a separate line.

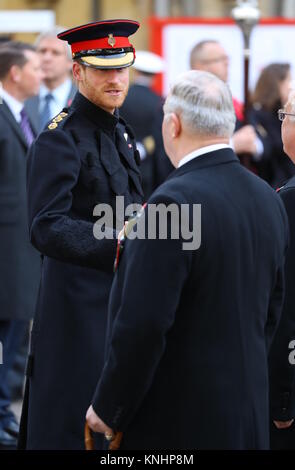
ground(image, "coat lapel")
xmin=66 ymin=84 xmax=77 ymax=108
xmin=99 ymin=131 xmax=144 ymax=197
xmin=0 ymin=101 xmax=28 ymax=150
xmin=26 ymin=107 xmax=38 ymax=137
xmin=115 ymin=127 xmax=139 ymax=173
xmin=99 ymin=132 xmax=129 ymax=195
xmin=115 ymin=128 xmax=144 ymax=197
xmin=24 ymin=95 xmax=39 ymax=134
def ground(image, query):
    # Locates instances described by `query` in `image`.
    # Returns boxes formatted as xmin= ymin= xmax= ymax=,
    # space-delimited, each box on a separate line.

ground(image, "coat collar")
xmin=70 ymin=91 xmax=118 ymax=133
xmin=167 ymin=147 xmax=240 ymax=181
xmin=99 ymin=131 xmax=144 ymax=198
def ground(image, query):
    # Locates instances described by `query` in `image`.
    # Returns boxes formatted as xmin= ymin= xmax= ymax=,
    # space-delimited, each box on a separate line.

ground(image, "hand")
xmin=86 ymin=405 xmax=114 ymax=438
xmin=273 ymin=419 xmax=294 ymax=429
xmin=232 ymin=125 xmax=257 ymax=155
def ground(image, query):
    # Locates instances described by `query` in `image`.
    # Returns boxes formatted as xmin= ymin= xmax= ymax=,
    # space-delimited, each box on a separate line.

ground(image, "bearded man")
xmin=19 ymin=19 xmax=143 ymax=450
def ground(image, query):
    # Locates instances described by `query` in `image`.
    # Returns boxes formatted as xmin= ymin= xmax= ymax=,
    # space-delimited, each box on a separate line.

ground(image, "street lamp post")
xmin=231 ymin=0 xmax=261 ymax=122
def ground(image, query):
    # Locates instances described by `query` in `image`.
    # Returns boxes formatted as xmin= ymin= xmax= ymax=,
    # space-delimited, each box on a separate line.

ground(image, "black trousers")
xmin=0 ymin=320 xmax=27 ymax=428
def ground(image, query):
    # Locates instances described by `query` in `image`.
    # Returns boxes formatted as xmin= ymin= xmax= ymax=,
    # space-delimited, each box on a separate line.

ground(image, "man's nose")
xmin=106 ymin=69 xmax=122 ymax=82
xmin=41 ymin=51 xmax=53 ymax=61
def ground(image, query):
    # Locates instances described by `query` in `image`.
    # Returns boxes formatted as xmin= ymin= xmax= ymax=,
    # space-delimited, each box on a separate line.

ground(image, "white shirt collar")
xmin=178 ymin=143 xmax=231 ymax=168
xmin=39 ymin=78 xmax=72 ymax=105
xmin=0 ymin=87 xmax=24 ymax=123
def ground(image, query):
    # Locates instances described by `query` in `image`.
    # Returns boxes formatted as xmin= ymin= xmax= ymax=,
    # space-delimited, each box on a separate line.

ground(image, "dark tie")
xmin=20 ymin=108 xmax=35 ymax=147
xmin=40 ymin=93 xmax=53 ymax=130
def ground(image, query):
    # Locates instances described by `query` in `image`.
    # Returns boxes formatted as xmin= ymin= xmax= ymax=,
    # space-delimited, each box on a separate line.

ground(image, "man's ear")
xmin=170 ymin=112 xmax=181 ymax=139
xmin=10 ymin=64 xmax=22 ymax=83
xmin=72 ymin=62 xmax=83 ymax=82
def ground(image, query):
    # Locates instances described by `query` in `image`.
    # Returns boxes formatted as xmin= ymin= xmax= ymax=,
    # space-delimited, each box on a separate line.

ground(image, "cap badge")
xmin=108 ymin=34 xmax=116 ymax=47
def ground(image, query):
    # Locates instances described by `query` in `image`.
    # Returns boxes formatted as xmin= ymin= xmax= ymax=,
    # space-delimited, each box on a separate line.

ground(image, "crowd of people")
xmin=0 ymin=18 xmax=295 ymax=451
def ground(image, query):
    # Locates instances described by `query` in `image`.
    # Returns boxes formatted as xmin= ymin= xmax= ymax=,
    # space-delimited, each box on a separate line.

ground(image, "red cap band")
xmin=71 ymin=36 xmax=131 ymax=54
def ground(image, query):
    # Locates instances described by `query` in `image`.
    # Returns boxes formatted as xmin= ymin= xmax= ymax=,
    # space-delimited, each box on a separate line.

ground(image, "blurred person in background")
xmin=120 ymin=50 xmax=173 ymax=199
xmin=25 ymin=27 xmax=76 ymax=132
xmin=249 ymin=63 xmax=294 ymax=188
xmin=0 ymin=36 xmax=11 ymax=44
xmin=0 ymin=41 xmax=42 ymax=449
xmin=268 ymin=90 xmax=295 ymax=450
xmin=190 ymin=40 xmax=263 ymax=169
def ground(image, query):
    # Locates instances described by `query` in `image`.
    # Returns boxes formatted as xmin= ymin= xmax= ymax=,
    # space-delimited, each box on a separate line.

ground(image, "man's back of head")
xmin=162 ymin=70 xmax=236 ymax=166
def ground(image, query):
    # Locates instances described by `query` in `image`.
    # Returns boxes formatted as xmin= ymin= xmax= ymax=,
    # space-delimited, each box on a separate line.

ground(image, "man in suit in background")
xmin=190 ymin=40 xmax=263 ymax=168
xmin=86 ymin=70 xmax=288 ymax=449
xmin=25 ymin=27 xmax=76 ymax=132
xmin=0 ymin=41 xmax=42 ymax=449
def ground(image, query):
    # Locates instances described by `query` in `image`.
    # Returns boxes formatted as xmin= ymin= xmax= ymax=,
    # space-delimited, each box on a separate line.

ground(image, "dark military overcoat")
xmin=19 ymin=91 xmax=143 ymax=449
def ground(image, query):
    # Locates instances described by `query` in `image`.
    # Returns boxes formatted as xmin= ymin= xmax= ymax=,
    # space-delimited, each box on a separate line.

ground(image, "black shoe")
xmin=3 ymin=419 xmax=19 ymax=438
xmin=0 ymin=428 xmax=17 ymax=449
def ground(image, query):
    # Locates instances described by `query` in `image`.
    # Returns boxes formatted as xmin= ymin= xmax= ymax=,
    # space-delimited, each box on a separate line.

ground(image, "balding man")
xmin=86 ymin=70 xmax=288 ymax=450
xmin=190 ymin=40 xmax=262 ymax=164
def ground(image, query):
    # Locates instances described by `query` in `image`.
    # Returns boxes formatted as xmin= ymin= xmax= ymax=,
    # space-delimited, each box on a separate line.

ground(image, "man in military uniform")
xmin=19 ymin=19 xmax=143 ymax=450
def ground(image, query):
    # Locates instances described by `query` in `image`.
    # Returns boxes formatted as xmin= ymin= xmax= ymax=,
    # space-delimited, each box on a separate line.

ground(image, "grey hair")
xmin=35 ymin=26 xmax=72 ymax=61
xmin=163 ymin=70 xmax=236 ymax=138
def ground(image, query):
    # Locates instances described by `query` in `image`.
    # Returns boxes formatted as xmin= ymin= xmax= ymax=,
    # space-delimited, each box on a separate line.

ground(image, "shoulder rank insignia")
xmin=48 ymin=111 xmax=68 ymax=130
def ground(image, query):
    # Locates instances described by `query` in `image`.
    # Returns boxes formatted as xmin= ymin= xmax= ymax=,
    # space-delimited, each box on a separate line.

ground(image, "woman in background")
xmin=250 ymin=63 xmax=294 ymax=188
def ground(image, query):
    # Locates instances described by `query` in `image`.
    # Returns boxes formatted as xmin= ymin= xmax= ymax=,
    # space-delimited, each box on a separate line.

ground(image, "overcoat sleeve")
xmin=91 ymin=194 xmax=193 ymax=430
xmin=27 ymin=129 xmax=117 ymax=272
